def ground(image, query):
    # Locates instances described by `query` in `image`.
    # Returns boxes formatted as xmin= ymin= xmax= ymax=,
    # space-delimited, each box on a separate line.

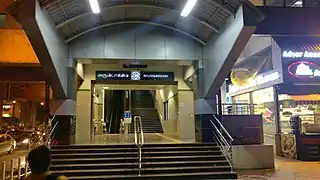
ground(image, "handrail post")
xmin=1 ymin=161 xmax=5 ymax=180
xmin=210 ymin=115 xmax=234 ymax=168
xmin=134 ymin=116 xmax=144 ymax=176
xmin=24 ymin=158 xmax=28 ymax=178
xmin=17 ymin=157 xmax=21 ymax=178
xmin=9 ymin=159 xmax=14 ymax=180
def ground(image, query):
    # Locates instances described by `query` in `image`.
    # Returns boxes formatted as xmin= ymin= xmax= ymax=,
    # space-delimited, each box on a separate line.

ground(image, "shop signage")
xmin=283 ymin=50 xmax=320 ymax=59
xmin=229 ymin=72 xmax=280 ymax=94
xmin=288 ymin=61 xmax=320 ymax=78
xmin=96 ymin=71 xmax=174 ymax=81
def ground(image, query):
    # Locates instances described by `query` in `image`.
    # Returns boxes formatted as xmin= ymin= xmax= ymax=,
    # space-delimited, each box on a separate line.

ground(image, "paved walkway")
xmin=238 ymin=157 xmax=320 ymax=179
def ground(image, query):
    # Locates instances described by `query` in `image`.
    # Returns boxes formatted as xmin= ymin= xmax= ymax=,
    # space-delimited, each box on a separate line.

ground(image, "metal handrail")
xmin=213 ymin=115 xmax=233 ymax=142
xmin=133 ymin=116 xmax=144 ymax=176
xmin=210 ymin=115 xmax=234 ymax=169
xmin=45 ymin=116 xmax=58 ymax=149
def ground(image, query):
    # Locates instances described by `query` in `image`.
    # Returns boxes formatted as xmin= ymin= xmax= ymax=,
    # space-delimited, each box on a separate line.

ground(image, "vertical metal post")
xmin=302 ymin=0 xmax=306 ymax=7
xmin=283 ymin=0 xmax=287 ymax=7
xmin=24 ymin=157 xmax=28 ymax=178
xmin=217 ymin=89 xmax=222 ymax=116
xmin=9 ymin=159 xmax=14 ymax=180
xmin=273 ymin=85 xmax=282 ymax=156
xmin=1 ymin=161 xmax=5 ymax=180
xmin=249 ymin=92 xmax=254 ymax=115
xmin=17 ymin=158 xmax=21 ymax=178
xmin=45 ymin=81 xmax=50 ymax=126
xmin=263 ymin=0 xmax=267 ymax=6
xmin=273 ymin=86 xmax=281 ymax=134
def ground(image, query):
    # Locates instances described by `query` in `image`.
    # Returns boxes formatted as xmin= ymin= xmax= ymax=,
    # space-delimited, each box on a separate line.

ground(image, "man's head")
xmin=28 ymin=145 xmax=51 ymax=173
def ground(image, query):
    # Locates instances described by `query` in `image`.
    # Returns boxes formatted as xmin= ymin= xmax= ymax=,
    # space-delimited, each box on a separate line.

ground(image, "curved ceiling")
xmin=39 ymin=0 xmax=242 ymax=44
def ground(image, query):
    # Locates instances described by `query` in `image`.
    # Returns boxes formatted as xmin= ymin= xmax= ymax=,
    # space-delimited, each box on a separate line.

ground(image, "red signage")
xmin=288 ymin=61 xmax=320 ymax=79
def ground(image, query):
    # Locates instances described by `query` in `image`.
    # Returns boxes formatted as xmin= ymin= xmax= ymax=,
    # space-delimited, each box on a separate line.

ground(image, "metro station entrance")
xmin=91 ymin=80 xmax=179 ymax=144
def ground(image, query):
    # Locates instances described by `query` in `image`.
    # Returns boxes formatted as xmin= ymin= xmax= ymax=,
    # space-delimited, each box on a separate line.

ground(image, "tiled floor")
xmin=238 ymin=157 xmax=320 ymax=179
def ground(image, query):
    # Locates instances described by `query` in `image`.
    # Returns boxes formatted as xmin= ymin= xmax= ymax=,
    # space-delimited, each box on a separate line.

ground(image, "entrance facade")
xmin=76 ymin=61 xmax=195 ymax=144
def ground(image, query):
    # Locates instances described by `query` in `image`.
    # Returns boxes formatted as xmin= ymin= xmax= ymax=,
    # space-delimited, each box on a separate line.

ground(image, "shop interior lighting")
xmin=180 ymin=0 xmax=198 ymax=17
xmin=89 ymin=0 xmax=100 ymax=14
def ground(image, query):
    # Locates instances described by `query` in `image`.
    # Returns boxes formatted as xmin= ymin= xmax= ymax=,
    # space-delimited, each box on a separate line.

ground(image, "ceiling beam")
xmin=65 ymin=20 xmax=206 ymax=45
xmin=55 ymin=4 xmax=219 ymax=33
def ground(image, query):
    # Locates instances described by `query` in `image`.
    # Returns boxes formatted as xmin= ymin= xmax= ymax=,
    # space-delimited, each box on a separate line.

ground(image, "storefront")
xmin=228 ymin=43 xmax=320 ymax=161
xmin=229 ymin=71 xmax=282 ymax=142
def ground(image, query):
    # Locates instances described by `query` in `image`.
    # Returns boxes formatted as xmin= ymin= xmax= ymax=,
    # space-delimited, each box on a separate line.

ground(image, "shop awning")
xmin=290 ymin=94 xmax=320 ymax=101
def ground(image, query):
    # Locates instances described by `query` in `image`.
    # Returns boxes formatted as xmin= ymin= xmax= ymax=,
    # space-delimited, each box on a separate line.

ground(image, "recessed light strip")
xmin=89 ymin=0 xmax=100 ymax=14
xmin=180 ymin=0 xmax=198 ymax=17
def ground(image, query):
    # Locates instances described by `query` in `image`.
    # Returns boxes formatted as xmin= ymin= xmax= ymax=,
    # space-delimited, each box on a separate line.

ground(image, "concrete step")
xmin=65 ymin=171 xmax=237 ymax=179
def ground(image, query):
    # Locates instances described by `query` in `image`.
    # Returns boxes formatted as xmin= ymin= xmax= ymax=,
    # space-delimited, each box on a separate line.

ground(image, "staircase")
xmin=130 ymin=90 xmax=163 ymax=133
xmin=50 ymin=143 xmax=237 ymax=179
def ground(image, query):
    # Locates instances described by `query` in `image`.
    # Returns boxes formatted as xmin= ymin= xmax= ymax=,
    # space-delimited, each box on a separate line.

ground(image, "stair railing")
xmin=134 ymin=116 xmax=144 ymax=176
xmin=44 ymin=115 xmax=58 ymax=149
xmin=210 ymin=115 xmax=234 ymax=170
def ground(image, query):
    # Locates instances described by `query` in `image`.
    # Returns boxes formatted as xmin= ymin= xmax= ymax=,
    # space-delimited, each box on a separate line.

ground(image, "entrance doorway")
xmin=91 ymin=80 xmax=179 ymax=144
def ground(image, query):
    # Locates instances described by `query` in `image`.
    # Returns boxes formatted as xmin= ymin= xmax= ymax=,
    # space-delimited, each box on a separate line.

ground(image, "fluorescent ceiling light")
xmin=180 ymin=0 xmax=198 ymax=17
xmin=294 ymin=0 xmax=302 ymax=5
xmin=89 ymin=0 xmax=100 ymax=14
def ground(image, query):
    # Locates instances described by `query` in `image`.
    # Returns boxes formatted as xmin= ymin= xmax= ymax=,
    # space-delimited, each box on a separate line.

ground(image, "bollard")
xmin=18 ymin=157 xmax=21 ymax=178
xmin=1 ymin=161 xmax=5 ymax=180
xmin=24 ymin=157 xmax=28 ymax=178
xmin=9 ymin=159 xmax=14 ymax=180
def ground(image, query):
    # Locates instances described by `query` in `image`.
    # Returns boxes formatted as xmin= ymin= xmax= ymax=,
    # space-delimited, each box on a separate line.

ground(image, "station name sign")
xmin=96 ymin=71 xmax=174 ymax=81
xmin=283 ymin=51 xmax=320 ymax=59
xmin=229 ymin=72 xmax=280 ymax=94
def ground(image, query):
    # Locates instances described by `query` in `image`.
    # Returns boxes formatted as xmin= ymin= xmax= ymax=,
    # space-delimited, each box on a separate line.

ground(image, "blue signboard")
xmin=124 ymin=111 xmax=132 ymax=124
xmin=124 ymin=111 xmax=131 ymax=118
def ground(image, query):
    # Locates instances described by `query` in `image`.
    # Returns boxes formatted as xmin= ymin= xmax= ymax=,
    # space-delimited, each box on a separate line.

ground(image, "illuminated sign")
xmin=229 ymin=72 xmax=280 ymax=94
xmin=283 ymin=51 xmax=320 ymax=58
xmin=131 ymin=71 xmax=141 ymax=80
xmin=96 ymin=71 xmax=174 ymax=81
xmin=96 ymin=71 xmax=131 ymax=80
xmin=141 ymin=72 xmax=174 ymax=81
xmin=288 ymin=61 xmax=320 ymax=78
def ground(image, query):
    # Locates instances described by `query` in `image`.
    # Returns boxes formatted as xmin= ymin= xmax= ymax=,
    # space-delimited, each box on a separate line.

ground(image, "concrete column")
xmin=76 ymin=90 xmax=91 ymax=144
xmin=20 ymin=101 xmax=31 ymax=127
xmin=13 ymin=102 xmax=21 ymax=119
xmin=30 ymin=102 xmax=37 ymax=128
xmin=178 ymin=90 xmax=195 ymax=142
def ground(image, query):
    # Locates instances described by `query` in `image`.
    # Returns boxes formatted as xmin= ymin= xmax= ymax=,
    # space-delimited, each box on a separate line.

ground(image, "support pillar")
xmin=30 ymin=102 xmax=37 ymax=128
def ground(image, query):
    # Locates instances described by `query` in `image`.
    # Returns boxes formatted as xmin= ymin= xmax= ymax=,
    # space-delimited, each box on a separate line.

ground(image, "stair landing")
xmin=76 ymin=133 xmax=183 ymax=145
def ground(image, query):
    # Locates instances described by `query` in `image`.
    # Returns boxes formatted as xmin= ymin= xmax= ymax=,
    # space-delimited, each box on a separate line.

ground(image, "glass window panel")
xmin=252 ymin=87 xmax=276 ymax=135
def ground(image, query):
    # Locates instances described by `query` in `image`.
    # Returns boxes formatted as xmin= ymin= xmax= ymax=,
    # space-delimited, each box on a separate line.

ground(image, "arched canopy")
xmin=39 ymin=0 xmax=242 ymax=44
